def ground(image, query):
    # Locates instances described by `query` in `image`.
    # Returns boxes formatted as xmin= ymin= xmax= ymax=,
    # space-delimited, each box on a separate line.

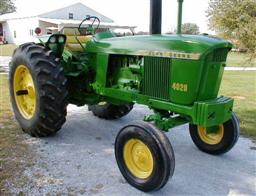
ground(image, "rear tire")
xmin=89 ymin=102 xmax=133 ymax=120
xmin=115 ymin=121 xmax=175 ymax=192
xmin=9 ymin=43 xmax=68 ymax=137
xmin=189 ymin=112 xmax=240 ymax=155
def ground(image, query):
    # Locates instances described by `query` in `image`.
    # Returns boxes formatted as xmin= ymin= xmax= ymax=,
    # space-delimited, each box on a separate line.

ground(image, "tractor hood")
xmin=86 ymin=34 xmax=232 ymax=60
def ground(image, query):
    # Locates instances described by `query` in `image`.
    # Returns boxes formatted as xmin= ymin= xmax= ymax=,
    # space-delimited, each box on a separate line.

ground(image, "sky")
xmin=14 ymin=0 xmax=212 ymax=33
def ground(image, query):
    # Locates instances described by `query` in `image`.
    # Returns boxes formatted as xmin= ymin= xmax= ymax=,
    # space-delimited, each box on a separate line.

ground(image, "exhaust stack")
xmin=149 ymin=0 xmax=162 ymax=34
xmin=177 ymin=0 xmax=184 ymax=34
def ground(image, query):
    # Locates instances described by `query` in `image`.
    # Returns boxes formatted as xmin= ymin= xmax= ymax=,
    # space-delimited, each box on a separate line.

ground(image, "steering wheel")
xmin=78 ymin=16 xmax=101 ymax=35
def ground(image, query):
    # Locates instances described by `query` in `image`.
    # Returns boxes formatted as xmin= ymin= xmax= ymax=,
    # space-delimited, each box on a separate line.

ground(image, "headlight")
xmin=49 ymin=36 xmax=56 ymax=43
xmin=58 ymin=36 xmax=65 ymax=43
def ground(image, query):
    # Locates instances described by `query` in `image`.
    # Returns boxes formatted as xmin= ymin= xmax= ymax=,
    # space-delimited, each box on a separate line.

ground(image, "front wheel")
xmin=189 ymin=112 xmax=240 ymax=155
xmin=115 ymin=121 xmax=175 ymax=192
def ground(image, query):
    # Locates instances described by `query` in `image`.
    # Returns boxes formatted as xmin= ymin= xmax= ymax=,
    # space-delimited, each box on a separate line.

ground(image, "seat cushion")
xmin=65 ymin=35 xmax=92 ymax=52
xmin=66 ymin=36 xmax=92 ymax=44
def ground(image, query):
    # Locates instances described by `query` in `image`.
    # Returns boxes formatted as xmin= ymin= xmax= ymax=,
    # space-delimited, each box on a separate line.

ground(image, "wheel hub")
xmin=123 ymin=139 xmax=153 ymax=179
xmin=198 ymin=125 xmax=224 ymax=145
xmin=13 ymin=65 xmax=36 ymax=119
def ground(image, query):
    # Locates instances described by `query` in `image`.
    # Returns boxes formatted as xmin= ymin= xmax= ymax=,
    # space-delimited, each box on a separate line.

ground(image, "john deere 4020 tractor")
xmin=9 ymin=0 xmax=239 ymax=192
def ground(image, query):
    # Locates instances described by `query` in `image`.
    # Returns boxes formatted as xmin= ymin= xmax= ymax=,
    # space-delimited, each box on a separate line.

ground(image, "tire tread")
xmin=9 ymin=43 xmax=68 ymax=137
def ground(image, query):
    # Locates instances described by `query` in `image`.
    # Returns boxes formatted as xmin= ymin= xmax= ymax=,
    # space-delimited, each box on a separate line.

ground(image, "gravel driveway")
xmin=7 ymin=104 xmax=256 ymax=195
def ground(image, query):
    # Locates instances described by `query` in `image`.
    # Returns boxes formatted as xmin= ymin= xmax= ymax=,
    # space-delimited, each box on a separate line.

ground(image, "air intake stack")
xmin=150 ymin=0 xmax=184 ymax=35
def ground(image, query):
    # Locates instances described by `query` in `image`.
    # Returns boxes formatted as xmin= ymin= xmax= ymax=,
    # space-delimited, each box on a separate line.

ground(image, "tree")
xmin=181 ymin=23 xmax=200 ymax=35
xmin=0 ymin=0 xmax=16 ymax=15
xmin=207 ymin=0 xmax=256 ymax=53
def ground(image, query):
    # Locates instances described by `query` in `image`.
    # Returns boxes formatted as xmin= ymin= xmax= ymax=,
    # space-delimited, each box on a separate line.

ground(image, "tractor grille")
xmin=212 ymin=48 xmax=229 ymax=62
xmin=142 ymin=57 xmax=171 ymax=100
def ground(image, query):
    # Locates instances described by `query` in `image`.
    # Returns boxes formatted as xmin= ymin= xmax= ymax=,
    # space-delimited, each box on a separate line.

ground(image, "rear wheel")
xmin=9 ymin=43 xmax=68 ymax=137
xmin=189 ymin=112 xmax=240 ymax=155
xmin=89 ymin=102 xmax=133 ymax=120
xmin=115 ymin=121 xmax=175 ymax=192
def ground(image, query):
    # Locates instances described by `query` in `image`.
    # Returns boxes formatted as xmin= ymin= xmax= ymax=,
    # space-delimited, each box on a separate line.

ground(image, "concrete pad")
xmin=8 ymin=104 xmax=256 ymax=195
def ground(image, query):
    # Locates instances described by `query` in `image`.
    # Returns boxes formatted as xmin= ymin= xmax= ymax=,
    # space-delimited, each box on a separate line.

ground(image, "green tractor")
xmin=9 ymin=0 xmax=239 ymax=192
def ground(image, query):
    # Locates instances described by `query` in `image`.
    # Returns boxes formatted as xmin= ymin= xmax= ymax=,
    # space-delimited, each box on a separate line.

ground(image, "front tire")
xmin=115 ymin=121 xmax=175 ymax=192
xmin=9 ymin=43 xmax=68 ymax=137
xmin=189 ymin=112 xmax=240 ymax=155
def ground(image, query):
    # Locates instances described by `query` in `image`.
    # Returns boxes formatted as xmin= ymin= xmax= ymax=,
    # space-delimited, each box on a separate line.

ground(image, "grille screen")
xmin=212 ymin=48 xmax=229 ymax=62
xmin=142 ymin=57 xmax=171 ymax=100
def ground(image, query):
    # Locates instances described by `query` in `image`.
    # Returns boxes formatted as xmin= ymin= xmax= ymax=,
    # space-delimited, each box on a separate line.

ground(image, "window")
xmin=69 ymin=13 xmax=74 ymax=19
xmin=14 ymin=31 xmax=17 ymax=38
xmin=29 ymin=29 xmax=34 ymax=36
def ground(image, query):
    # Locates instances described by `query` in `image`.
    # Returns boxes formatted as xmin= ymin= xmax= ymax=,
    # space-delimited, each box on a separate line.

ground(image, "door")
xmin=0 ymin=23 xmax=3 ymax=42
xmin=0 ymin=23 xmax=3 ymax=36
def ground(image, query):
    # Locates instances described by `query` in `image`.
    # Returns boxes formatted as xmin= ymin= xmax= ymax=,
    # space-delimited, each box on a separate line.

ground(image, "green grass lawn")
xmin=0 ymin=75 xmax=32 ymax=194
xmin=219 ymin=71 xmax=256 ymax=140
xmin=226 ymin=52 xmax=256 ymax=67
xmin=0 ymin=44 xmax=17 ymax=56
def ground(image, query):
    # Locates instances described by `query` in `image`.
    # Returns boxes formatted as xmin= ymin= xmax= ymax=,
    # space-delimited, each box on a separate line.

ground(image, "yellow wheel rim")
xmin=13 ymin=65 xmax=36 ymax=119
xmin=198 ymin=125 xmax=224 ymax=145
xmin=123 ymin=139 xmax=154 ymax=179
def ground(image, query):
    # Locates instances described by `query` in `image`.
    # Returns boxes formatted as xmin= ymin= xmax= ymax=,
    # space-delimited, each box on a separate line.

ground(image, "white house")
xmin=0 ymin=3 xmax=135 ymax=45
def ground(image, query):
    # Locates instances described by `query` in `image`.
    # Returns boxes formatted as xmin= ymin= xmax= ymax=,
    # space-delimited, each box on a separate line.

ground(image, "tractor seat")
xmin=62 ymin=28 xmax=92 ymax=52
